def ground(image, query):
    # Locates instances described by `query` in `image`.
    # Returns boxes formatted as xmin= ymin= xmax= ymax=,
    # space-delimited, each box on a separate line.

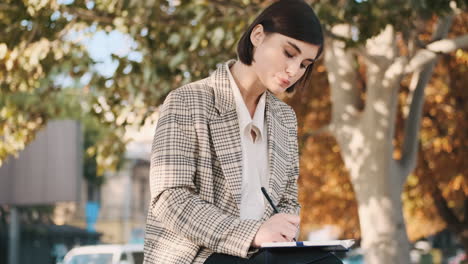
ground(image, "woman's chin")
xmin=268 ymin=84 xmax=288 ymax=95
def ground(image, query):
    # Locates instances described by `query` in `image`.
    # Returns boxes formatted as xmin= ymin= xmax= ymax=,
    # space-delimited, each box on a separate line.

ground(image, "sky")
xmin=53 ymin=0 xmax=142 ymax=86
xmin=85 ymin=32 xmax=153 ymax=160
xmin=51 ymin=0 xmax=153 ymax=159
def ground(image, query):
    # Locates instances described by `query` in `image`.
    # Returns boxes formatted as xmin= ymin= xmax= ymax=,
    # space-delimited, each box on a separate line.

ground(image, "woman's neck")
xmin=229 ymin=61 xmax=266 ymax=112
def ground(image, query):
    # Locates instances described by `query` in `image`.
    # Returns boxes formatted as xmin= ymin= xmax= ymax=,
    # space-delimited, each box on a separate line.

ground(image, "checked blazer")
xmin=143 ymin=59 xmax=301 ymax=264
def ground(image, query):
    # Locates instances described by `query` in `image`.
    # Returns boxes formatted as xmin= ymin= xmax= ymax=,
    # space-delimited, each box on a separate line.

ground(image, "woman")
xmin=144 ymin=0 xmax=331 ymax=263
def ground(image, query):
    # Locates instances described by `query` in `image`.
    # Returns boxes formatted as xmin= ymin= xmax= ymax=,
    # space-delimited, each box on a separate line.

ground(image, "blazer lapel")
xmin=207 ymin=60 xmax=291 ymax=215
xmin=208 ymin=60 xmax=244 ymax=208
xmin=265 ymin=92 xmax=290 ymax=213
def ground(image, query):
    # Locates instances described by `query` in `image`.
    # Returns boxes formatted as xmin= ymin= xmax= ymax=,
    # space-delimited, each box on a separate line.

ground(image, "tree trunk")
xmin=332 ymin=119 xmax=412 ymax=264
xmin=324 ymin=24 xmax=411 ymax=264
xmin=323 ymin=16 xmax=468 ymax=264
xmin=352 ymin=156 xmax=411 ymax=264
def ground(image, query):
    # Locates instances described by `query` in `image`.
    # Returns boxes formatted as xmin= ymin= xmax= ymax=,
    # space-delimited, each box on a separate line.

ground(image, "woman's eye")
xmin=300 ymin=64 xmax=306 ymax=69
xmin=284 ymin=50 xmax=293 ymax=58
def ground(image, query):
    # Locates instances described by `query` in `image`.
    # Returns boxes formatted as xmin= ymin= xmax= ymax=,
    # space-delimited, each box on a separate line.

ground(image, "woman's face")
xmin=250 ymin=24 xmax=320 ymax=95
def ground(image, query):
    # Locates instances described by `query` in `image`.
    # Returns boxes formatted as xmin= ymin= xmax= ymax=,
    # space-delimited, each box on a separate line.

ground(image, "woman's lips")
xmin=279 ymin=78 xmax=290 ymax=87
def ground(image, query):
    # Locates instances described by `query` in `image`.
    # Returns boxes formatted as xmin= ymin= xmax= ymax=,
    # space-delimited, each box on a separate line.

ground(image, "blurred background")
xmin=0 ymin=0 xmax=467 ymax=264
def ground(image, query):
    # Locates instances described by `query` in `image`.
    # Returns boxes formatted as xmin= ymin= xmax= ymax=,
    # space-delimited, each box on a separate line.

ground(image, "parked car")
xmin=449 ymin=251 xmax=467 ymax=264
xmin=342 ymin=248 xmax=364 ymax=264
xmin=62 ymin=244 xmax=143 ymax=264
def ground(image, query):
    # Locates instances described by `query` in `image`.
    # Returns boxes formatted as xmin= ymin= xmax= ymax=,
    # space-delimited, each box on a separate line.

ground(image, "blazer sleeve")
xmin=277 ymin=109 xmax=301 ymax=215
xmin=149 ymin=90 xmax=262 ymax=258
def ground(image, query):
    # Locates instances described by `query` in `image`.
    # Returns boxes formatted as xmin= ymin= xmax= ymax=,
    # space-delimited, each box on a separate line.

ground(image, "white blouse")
xmin=226 ymin=62 xmax=270 ymax=220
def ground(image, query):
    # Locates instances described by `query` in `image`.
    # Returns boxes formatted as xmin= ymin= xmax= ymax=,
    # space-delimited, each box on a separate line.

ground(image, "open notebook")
xmin=261 ymin=239 xmax=355 ymax=251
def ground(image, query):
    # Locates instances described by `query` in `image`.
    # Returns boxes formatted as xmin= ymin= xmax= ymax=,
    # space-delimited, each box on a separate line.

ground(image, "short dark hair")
xmin=237 ymin=0 xmax=324 ymax=93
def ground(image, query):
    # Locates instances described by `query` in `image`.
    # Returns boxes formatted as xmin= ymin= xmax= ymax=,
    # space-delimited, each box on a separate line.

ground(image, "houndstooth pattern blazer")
xmin=143 ymin=59 xmax=301 ymax=264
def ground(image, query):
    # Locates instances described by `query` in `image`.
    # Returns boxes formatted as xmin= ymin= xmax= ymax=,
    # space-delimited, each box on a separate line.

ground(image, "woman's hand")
xmin=251 ymin=213 xmax=300 ymax=248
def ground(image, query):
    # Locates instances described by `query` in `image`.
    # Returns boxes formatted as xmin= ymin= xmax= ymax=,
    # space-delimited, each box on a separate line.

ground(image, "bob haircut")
xmin=237 ymin=0 xmax=324 ymax=93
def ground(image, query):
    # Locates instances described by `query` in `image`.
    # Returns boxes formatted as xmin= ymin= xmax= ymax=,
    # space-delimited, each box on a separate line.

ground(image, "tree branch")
xmin=26 ymin=23 xmax=39 ymax=46
xmin=382 ymin=57 xmax=407 ymax=145
xmin=362 ymin=25 xmax=399 ymax=123
xmin=0 ymin=3 xmax=18 ymax=12
xmin=55 ymin=19 xmax=78 ymax=40
xmin=323 ymin=27 xmax=353 ymax=43
xmin=464 ymin=197 xmax=468 ymax=226
xmin=324 ymin=24 xmax=361 ymax=126
xmin=354 ymin=46 xmax=384 ymax=66
xmin=399 ymin=16 xmax=454 ymax=177
xmin=420 ymin=152 xmax=464 ymax=234
xmin=405 ymin=34 xmax=468 ymax=73
xmin=432 ymin=181 xmax=464 ymax=233
xmin=399 ymin=68 xmax=427 ymax=176
xmin=210 ymin=0 xmax=245 ymax=9
xmin=60 ymin=6 xmax=115 ymax=25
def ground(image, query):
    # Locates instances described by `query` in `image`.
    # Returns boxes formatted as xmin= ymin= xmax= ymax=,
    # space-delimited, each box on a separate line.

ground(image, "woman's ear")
xmin=250 ymin=24 xmax=265 ymax=47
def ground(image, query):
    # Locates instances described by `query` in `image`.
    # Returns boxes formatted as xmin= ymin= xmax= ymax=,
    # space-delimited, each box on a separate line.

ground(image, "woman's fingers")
xmin=252 ymin=213 xmax=300 ymax=247
xmin=275 ymin=215 xmax=299 ymax=241
xmin=281 ymin=213 xmax=300 ymax=226
xmin=279 ymin=225 xmax=297 ymax=241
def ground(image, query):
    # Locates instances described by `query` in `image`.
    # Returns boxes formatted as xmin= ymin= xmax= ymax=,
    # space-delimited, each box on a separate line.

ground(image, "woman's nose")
xmin=286 ymin=62 xmax=300 ymax=78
